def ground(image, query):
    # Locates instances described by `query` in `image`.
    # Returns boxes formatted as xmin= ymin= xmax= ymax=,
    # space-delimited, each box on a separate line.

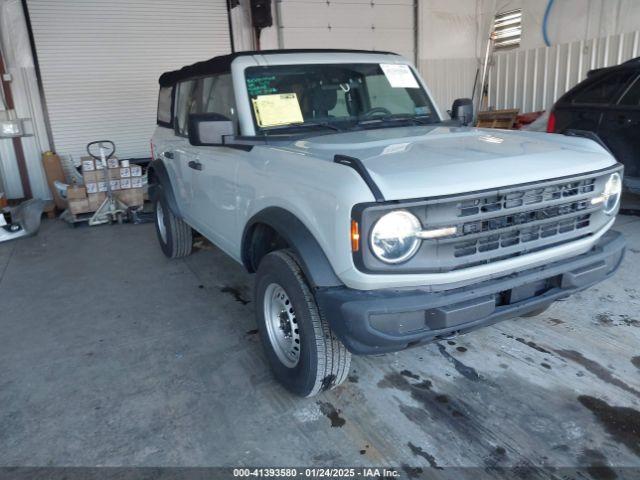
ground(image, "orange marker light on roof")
xmin=351 ymin=220 xmax=360 ymax=252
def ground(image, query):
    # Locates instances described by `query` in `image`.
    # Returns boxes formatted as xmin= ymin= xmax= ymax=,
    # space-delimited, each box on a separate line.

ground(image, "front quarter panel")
xmin=234 ymin=146 xmax=376 ymax=280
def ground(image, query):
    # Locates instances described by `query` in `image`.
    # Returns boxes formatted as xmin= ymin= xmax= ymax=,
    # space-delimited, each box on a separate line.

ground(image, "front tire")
xmin=154 ymin=189 xmax=193 ymax=258
xmin=255 ymin=250 xmax=351 ymax=397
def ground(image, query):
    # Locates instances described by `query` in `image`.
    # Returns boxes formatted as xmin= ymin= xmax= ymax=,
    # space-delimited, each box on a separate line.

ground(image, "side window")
xmin=571 ymin=71 xmax=635 ymax=105
xmin=202 ymin=74 xmax=238 ymax=123
xmin=175 ymin=79 xmax=197 ymax=136
xmin=175 ymin=75 xmax=237 ymax=136
xmin=619 ymin=75 xmax=640 ymax=106
xmin=157 ymin=86 xmax=173 ymax=126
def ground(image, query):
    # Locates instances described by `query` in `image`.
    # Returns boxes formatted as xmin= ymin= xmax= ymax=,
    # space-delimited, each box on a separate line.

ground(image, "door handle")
xmin=188 ymin=160 xmax=203 ymax=171
xmin=162 ymin=151 xmax=174 ymax=159
xmin=617 ymin=115 xmax=636 ymax=125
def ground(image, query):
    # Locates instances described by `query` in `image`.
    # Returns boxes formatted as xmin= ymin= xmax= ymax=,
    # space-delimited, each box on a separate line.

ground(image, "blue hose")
xmin=542 ymin=0 xmax=555 ymax=47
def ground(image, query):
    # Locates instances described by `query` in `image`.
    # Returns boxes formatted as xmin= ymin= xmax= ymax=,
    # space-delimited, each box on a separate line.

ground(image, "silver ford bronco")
xmin=150 ymin=49 xmax=625 ymax=397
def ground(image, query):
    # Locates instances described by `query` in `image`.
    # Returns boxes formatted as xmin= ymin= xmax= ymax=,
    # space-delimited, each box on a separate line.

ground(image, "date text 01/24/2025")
xmin=232 ymin=468 xmax=400 ymax=478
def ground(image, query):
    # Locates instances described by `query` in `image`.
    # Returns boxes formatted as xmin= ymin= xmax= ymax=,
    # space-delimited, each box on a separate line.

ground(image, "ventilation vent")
xmin=493 ymin=9 xmax=522 ymax=51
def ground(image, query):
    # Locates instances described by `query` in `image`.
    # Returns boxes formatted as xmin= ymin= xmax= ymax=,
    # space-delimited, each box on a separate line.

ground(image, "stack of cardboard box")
xmin=67 ymin=156 xmax=144 ymax=215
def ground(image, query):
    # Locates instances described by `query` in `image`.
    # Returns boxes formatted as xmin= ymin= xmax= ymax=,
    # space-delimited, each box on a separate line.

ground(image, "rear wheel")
xmin=154 ymin=189 xmax=192 ymax=258
xmin=255 ymin=250 xmax=351 ymax=397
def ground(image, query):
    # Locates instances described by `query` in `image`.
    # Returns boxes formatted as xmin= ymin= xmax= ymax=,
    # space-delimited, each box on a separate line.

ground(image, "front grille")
xmin=356 ymin=168 xmax=619 ymax=274
xmin=438 ymin=177 xmax=604 ymax=269
xmin=460 ymin=198 xmax=592 ymax=236
xmin=454 ymin=214 xmax=591 ymax=258
xmin=458 ymin=177 xmax=596 ymax=217
xmin=427 ymin=176 xmax=602 ymax=270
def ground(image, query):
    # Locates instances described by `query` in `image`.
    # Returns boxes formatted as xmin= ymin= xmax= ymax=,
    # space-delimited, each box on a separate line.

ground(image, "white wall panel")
xmin=488 ymin=30 xmax=640 ymax=113
xmin=420 ymin=58 xmax=478 ymax=113
xmin=277 ymin=0 xmax=416 ymax=62
xmin=26 ymin=0 xmax=230 ymax=161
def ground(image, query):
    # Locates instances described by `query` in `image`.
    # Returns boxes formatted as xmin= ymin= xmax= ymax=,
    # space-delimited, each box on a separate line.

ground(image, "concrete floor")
xmin=1 ymin=212 xmax=640 ymax=476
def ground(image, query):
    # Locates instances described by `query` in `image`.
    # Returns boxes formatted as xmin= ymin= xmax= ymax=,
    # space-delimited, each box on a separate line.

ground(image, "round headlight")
xmin=603 ymin=172 xmax=622 ymax=214
xmin=370 ymin=211 xmax=421 ymax=264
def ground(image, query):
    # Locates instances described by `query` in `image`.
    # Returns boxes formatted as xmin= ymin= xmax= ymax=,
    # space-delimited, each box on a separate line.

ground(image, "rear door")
xmin=598 ymin=73 xmax=640 ymax=181
xmin=171 ymin=79 xmax=200 ymax=218
xmin=554 ymin=69 xmax=636 ymax=133
xmin=152 ymin=85 xmax=182 ymax=196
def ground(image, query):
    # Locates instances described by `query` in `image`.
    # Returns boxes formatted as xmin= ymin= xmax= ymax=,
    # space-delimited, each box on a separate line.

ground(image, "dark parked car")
xmin=548 ymin=57 xmax=640 ymax=193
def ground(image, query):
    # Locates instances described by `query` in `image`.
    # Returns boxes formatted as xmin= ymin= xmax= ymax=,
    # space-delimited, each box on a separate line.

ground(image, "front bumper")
xmin=316 ymin=230 xmax=625 ymax=355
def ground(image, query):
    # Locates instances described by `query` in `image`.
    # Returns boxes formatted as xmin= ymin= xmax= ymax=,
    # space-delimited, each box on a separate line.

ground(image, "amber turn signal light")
xmin=351 ymin=220 xmax=360 ymax=252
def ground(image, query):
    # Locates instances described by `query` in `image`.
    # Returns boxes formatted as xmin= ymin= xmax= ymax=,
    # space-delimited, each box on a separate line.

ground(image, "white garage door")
xmin=26 ymin=0 xmax=231 ymax=160
xmin=277 ymin=0 xmax=415 ymax=62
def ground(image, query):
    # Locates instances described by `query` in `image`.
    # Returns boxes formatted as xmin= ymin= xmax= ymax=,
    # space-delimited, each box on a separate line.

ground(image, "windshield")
xmin=245 ymin=63 xmax=439 ymax=134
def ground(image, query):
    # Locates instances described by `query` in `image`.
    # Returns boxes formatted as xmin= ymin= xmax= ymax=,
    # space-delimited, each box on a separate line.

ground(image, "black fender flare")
xmin=147 ymin=159 xmax=181 ymax=217
xmin=242 ymin=207 xmax=343 ymax=288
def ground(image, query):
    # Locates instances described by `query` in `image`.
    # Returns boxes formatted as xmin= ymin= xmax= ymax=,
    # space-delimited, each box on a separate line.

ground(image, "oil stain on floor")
xmin=578 ymin=395 xmax=640 ymax=456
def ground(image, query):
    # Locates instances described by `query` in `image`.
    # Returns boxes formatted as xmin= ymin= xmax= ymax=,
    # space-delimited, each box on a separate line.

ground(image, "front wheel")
xmin=255 ymin=250 xmax=351 ymax=397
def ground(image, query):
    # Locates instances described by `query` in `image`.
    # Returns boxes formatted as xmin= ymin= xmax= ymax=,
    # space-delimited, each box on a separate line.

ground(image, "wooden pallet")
xmin=476 ymin=109 xmax=520 ymax=129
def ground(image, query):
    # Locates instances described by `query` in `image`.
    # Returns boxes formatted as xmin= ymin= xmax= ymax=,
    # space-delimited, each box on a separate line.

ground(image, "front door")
xmin=179 ymin=73 xmax=242 ymax=254
xmin=186 ymin=146 xmax=240 ymax=255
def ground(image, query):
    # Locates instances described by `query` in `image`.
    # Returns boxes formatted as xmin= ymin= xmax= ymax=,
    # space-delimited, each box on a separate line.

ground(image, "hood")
xmin=277 ymin=126 xmax=617 ymax=201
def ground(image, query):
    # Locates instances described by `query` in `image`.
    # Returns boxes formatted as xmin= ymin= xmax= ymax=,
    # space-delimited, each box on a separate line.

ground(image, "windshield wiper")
xmin=356 ymin=114 xmax=434 ymax=127
xmin=263 ymin=122 xmax=343 ymax=133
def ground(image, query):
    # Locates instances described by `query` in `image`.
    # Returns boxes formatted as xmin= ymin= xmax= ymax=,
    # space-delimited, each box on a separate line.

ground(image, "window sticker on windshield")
xmin=252 ymin=93 xmax=304 ymax=128
xmin=380 ymin=64 xmax=419 ymax=89
xmin=247 ymin=76 xmax=277 ymax=96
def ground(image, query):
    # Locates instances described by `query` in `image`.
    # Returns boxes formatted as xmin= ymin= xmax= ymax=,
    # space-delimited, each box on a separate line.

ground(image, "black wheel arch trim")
xmin=148 ymin=159 xmax=182 ymax=217
xmin=334 ymin=154 xmax=385 ymax=202
xmin=242 ymin=207 xmax=343 ymax=288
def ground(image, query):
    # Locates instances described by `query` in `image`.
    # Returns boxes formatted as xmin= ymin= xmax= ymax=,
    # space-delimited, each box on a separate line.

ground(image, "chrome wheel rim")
xmin=263 ymin=283 xmax=300 ymax=368
xmin=156 ymin=201 xmax=167 ymax=243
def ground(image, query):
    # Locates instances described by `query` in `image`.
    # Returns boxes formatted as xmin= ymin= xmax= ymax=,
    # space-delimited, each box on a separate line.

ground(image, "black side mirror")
xmin=450 ymin=98 xmax=474 ymax=126
xmin=188 ymin=113 xmax=235 ymax=146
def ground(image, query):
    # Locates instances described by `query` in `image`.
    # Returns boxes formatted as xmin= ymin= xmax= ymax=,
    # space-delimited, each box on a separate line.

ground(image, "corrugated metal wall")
xmin=26 ymin=0 xmax=231 ymax=161
xmin=488 ymin=30 xmax=640 ymax=112
xmin=419 ymin=58 xmax=478 ymax=113
xmin=276 ymin=0 xmax=416 ymax=62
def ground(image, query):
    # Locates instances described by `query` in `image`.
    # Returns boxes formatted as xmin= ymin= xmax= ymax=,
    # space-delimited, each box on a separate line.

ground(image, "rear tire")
xmin=154 ymin=189 xmax=192 ymax=258
xmin=255 ymin=249 xmax=351 ymax=397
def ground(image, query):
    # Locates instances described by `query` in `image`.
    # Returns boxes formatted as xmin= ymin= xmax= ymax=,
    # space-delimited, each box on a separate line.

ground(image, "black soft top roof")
xmin=158 ymin=49 xmax=398 ymax=87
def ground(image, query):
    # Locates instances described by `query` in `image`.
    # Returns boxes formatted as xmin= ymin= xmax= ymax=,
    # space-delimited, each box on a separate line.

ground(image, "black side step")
xmin=334 ymin=154 xmax=385 ymax=202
